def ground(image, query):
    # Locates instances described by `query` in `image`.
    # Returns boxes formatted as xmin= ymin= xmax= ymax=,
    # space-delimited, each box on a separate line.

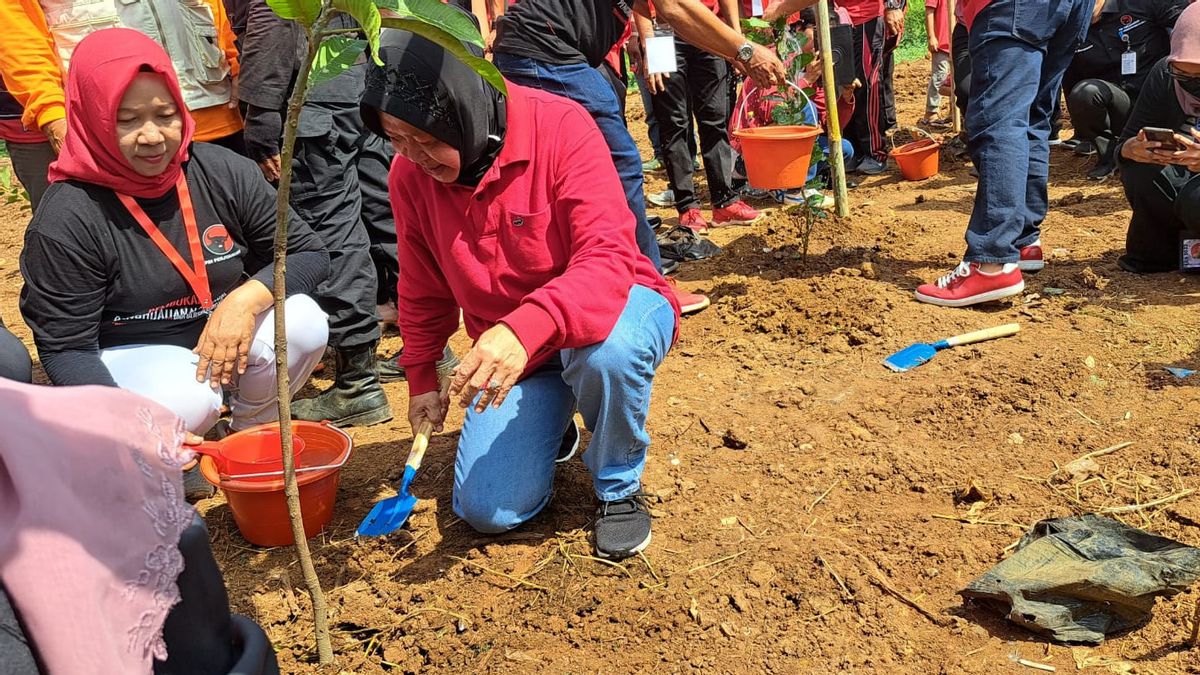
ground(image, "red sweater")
xmin=390 ymin=82 xmax=681 ymax=396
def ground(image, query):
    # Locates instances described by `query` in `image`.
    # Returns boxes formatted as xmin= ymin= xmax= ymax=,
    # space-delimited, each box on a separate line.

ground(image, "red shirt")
xmin=390 ymin=83 xmax=680 ymax=395
xmin=0 ymin=119 xmax=42 ymax=144
xmin=926 ymin=0 xmax=951 ymax=52
xmin=960 ymin=0 xmax=991 ymax=30
xmin=835 ymin=0 xmax=884 ymax=26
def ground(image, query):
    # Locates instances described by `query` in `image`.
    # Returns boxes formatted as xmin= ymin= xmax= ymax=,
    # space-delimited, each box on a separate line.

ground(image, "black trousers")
xmin=649 ymin=40 xmax=736 ymax=212
xmin=846 ymin=17 xmax=887 ymax=162
xmin=1067 ymin=78 xmax=1132 ymax=164
xmin=290 ymin=102 xmax=381 ymax=349
xmin=1120 ymin=158 xmax=1200 ymax=273
xmin=356 ymin=131 xmax=399 ymax=307
xmin=881 ymin=29 xmax=900 ymax=132
xmin=0 ymin=324 xmax=32 ymax=384
xmin=952 ymin=22 xmax=971 ymax=114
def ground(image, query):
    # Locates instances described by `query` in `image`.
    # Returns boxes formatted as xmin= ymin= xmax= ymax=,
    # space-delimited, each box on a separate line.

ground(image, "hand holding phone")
xmin=1143 ymin=127 xmax=1185 ymax=152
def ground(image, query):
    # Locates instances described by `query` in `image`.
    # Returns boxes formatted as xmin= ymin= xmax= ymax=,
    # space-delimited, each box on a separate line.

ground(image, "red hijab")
xmin=48 ymin=28 xmax=195 ymax=199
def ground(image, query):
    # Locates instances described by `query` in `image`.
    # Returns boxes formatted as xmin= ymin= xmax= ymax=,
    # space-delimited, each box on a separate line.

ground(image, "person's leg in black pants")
xmin=846 ymin=17 xmax=887 ymax=170
xmin=652 ymin=43 xmax=736 ymax=214
xmin=0 ymin=323 xmax=32 ymax=384
xmin=1067 ymin=78 xmax=1131 ymax=178
xmin=355 ymin=130 xmax=399 ymax=313
xmin=288 ymin=102 xmax=391 ymax=427
xmin=952 ymin=22 xmax=971 ymax=117
xmin=1119 ymin=159 xmax=1198 ymax=273
xmin=881 ymin=30 xmax=900 ymax=133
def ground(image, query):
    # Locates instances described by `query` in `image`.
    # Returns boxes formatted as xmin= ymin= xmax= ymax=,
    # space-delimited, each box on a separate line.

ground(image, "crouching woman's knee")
xmin=453 ymin=487 xmax=548 ymax=534
xmin=282 ymin=294 xmax=329 ymax=358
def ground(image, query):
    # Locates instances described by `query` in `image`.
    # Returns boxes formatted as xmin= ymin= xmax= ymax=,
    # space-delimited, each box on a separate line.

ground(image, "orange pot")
xmin=890 ymin=138 xmax=941 ymax=181
xmin=199 ymin=420 xmax=352 ymax=547
xmin=733 ymin=125 xmax=822 ymax=190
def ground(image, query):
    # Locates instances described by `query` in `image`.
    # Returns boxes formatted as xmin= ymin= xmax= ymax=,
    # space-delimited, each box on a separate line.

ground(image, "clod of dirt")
xmin=721 ymin=430 xmax=748 ymax=450
xmin=1062 ymin=456 xmax=1102 ymax=483
xmin=748 ymin=561 xmax=776 ymax=588
xmin=860 ymin=262 xmax=878 ymax=279
xmin=915 ymin=195 xmax=927 ymax=204
xmin=1081 ymin=267 xmax=1110 ymax=291
xmin=954 ymin=480 xmax=992 ymax=505
xmin=1007 ymin=432 xmax=1025 ymax=446
xmin=1058 ymin=191 xmax=1086 ymax=206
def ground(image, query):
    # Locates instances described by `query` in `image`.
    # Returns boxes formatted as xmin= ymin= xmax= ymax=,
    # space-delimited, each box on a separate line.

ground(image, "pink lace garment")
xmin=0 ymin=381 xmax=194 ymax=674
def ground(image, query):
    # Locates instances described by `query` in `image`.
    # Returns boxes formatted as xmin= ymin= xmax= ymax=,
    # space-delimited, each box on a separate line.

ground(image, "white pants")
xmin=100 ymin=294 xmax=329 ymax=434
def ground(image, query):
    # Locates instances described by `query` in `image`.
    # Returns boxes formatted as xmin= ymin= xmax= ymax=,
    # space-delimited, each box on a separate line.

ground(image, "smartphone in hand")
xmin=1143 ymin=127 xmax=1185 ymax=151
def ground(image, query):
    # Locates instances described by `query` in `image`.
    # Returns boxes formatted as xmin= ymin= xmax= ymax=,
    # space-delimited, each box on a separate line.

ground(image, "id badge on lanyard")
xmin=1119 ymin=29 xmax=1136 ymax=76
xmin=645 ymin=25 xmax=677 ymax=75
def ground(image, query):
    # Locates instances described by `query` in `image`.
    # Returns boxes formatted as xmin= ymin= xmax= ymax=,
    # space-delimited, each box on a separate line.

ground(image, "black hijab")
xmin=361 ymin=19 xmax=507 ymax=187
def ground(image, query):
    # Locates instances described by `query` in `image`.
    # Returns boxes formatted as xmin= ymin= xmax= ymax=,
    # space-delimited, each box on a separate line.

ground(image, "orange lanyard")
xmin=116 ymin=174 xmax=213 ymax=310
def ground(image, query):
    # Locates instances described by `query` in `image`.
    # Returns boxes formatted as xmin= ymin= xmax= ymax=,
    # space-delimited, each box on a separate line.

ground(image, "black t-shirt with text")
xmin=493 ymin=0 xmax=632 ymax=67
xmin=20 ymin=143 xmax=328 ymax=384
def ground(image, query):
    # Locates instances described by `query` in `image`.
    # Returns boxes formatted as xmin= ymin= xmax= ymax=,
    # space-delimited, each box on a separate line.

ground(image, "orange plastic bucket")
xmin=890 ymin=138 xmax=941 ymax=181
xmin=199 ymin=421 xmax=353 ymax=547
xmin=733 ymin=125 xmax=822 ymax=190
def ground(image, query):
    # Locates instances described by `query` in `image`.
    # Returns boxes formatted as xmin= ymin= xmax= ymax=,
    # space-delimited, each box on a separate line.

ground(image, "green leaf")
xmin=741 ymin=17 xmax=770 ymax=29
xmin=266 ymin=0 xmax=321 ymax=24
xmin=310 ymin=36 xmax=368 ymax=86
xmin=379 ymin=17 xmax=507 ymax=95
xmin=333 ymin=0 xmax=384 ymax=65
xmin=380 ymin=0 xmax=483 ymax=48
xmin=0 ymin=165 xmax=11 ymax=191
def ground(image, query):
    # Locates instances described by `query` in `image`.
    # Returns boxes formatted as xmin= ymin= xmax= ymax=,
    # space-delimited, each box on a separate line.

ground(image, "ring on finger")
xmin=487 ymin=379 xmax=502 ymax=391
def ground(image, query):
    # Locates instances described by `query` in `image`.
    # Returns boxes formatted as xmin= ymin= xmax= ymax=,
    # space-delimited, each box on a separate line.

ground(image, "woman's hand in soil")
xmin=449 ymin=323 xmax=528 ymax=413
xmin=408 ymin=390 xmax=449 ymax=434
xmin=194 ymin=281 xmax=272 ymax=387
xmin=1123 ymin=131 xmax=1174 ymax=166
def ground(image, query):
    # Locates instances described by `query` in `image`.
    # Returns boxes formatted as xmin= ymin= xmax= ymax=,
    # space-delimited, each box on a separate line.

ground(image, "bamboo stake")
xmin=816 ymin=0 xmax=849 ymax=217
xmin=947 ymin=0 xmax=960 ymax=134
xmin=272 ymin=4 xmax=335 ymax=664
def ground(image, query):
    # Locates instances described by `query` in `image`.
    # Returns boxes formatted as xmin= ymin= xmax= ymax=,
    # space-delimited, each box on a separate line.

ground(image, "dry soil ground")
xmin=3 ymin=61 xmax=1200 ymax=674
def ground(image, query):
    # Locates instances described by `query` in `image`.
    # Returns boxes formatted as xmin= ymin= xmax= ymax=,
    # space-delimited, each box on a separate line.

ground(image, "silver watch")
xmin=736 ymin=42 xmax=754 ymax=63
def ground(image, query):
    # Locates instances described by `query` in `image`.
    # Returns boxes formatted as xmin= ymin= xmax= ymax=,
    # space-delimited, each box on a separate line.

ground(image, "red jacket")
xmin=390 ymin=82 xmax=680 ymax=396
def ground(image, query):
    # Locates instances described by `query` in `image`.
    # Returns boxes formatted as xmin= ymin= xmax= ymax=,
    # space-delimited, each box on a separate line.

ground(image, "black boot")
xmin=378 ymin=345 xmax=460 ymax=383
xmin=292 ymin=340 xmax=393 ymax=427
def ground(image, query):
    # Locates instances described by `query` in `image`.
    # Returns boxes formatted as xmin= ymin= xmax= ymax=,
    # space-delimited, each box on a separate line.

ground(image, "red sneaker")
xmin=1019 ymin=239 xmax=1045 ymax=272
xmin=914 ymin=262 xmax=1025 ymax=308
xmin=665 ymin=277 xmax=710 ymax=315
xmin=679 ymin=208 xmax=709 ymax=233
xmin=712 ymin=200 xmax=762 ymax=226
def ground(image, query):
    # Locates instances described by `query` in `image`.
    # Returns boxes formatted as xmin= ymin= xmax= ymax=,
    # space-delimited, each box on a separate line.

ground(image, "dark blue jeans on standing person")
xmin=965 ymin=0 xmax=1092 ymax=263
xmin=494 ymin=53 xmax=663 ymax=271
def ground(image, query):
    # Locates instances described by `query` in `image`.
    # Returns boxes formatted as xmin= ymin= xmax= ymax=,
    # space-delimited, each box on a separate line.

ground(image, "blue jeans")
xmin=453 ymin=285 xmax=675 ymax=533
xmin=965 ymin=0 xmax=1092 ymax=263
xmin=798 ymin=100 xmax=854 ymax=184
xmin=494 ymin=53 xmax=663 ymax=271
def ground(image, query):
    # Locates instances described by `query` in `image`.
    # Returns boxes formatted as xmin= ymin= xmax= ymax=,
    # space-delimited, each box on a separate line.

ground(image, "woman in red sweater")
xmin=361 ymin=27 xmax=680 ymax=561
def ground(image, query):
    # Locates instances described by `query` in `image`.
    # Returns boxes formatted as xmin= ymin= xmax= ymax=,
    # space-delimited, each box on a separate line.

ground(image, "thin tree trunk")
xmin=271 ymin=6 xmax=335 ymax=665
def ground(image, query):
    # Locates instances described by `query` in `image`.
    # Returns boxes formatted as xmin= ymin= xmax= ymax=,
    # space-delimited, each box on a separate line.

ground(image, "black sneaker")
xmin=557 ymin=419 xmax=580 ymax=463
xmin=378 ymin=345 xmax=460 ymax=383
xmin=1073 ymin=139 xmax=1097 ymax=156
xmin=594 ymin=492 xmax=652 ymax=560
xmin=1088 ymin=161 xmax=1116 ymax=181
xmin=854 ymin=156 xmax=887 ymax=175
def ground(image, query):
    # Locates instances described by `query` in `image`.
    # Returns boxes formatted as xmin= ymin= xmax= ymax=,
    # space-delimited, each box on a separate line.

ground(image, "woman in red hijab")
xmin=18 ymin=28 xmax=331 ymax=498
